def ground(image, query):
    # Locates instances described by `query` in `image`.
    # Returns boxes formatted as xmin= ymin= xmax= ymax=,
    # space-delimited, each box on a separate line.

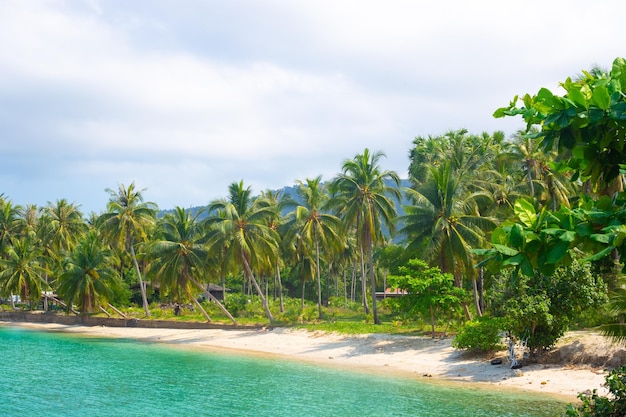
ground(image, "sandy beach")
xmin=3 ymin=321 xmax=618 ymax=402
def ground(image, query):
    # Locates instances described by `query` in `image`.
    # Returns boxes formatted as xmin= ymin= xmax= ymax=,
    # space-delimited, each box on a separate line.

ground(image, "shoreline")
xmin=1 ymin=321 xmax=610 ymax=402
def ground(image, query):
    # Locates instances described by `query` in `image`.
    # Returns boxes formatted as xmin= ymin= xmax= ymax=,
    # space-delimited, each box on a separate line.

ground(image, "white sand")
xmin=3 ymin=322 xmax=611 ymax=401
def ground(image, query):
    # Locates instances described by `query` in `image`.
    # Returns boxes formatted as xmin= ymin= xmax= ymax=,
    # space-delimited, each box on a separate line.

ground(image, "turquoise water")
xmin=1 ymin=326 xmax=566 ymax=416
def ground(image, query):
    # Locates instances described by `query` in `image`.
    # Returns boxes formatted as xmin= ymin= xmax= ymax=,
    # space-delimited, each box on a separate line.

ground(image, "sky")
xmin=1 ymin=0 xmax=625 ymax=213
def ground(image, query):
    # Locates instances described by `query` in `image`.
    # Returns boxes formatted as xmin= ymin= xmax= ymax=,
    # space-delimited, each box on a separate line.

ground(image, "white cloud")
xmin=1 ymin=0 xmax=625 ymax=211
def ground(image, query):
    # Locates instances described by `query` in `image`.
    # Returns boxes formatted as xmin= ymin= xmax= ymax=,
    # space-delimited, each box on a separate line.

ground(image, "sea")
xmin=0 ymin=325 xmax=567 ymax=416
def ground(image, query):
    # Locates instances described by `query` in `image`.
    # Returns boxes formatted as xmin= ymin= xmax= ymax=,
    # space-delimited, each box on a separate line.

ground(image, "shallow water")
xmin=1 ymin=326 xmax=566 ymax=416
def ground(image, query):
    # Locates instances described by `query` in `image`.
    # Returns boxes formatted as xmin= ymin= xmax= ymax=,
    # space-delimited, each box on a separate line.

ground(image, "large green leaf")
xmin=566 ymin=85 xmax=588 ymax=108
xmin=491 ymin=227 xmax=507 ymax=245
xmin=592 ymin=85 xmax=610 ymax=110
xmin=520 ymin=258 xmax=534 ymax=276
xmin=611 ymin=57 xmax=626 ymax=91
xmin=502 ymin=253 xmax=525 ymax=267
xmin=515 ymin=199 xmax=536 ymax=227
xmin=537 ymin=87 xmax=559 ymax=108
xmin=542 ymin=228 xmax=565 ymax=235
xmin=559 ymin=230 xmax=577 ymax=242
xmin=590 ymin=233 xmax=611 ymax=244
xmin=492 ymin=243 xmax=519 ymax=257
xmin=575 ymin=222 xmax=593 ymax=237
xmin=509 ymin=223 xmax=524 ymax=249
xmin=546 ymin=240 xmax=570 ymax=264
xmin=583 ymin=245 xmax=614 ymax=262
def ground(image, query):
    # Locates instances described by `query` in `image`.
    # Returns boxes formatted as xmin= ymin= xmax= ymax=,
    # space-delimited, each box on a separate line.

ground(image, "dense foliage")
xmin=387 ymin=259 xmax=465 ymax=337
xmin=1 ymin=59 xmax=625 ymax=373
xmin=489 ymin=260 xmax=608 ymax=353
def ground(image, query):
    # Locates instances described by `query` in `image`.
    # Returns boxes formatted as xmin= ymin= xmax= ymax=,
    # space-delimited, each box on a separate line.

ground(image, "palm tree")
xmin=45 ymin=199 xmax=87 ymax=255
xmin=329 ymin=149 xmax=401 ymax=324
xmin=260 ymin=189 xmax=293 ymax=313
xmin=399 ymin=162 xmax=496 ymax=319
xmin=0 ymin=236 xmax=46 ymax=308
xmin=148 ymin=207 xmax=237 ymax=324
xmin=99 ymin=183 xmax=157 ymax=316
xmin=285 ymin=176 xmax=343 ymax=319
xmin=205 ymin=181 xmax=279 ymax=323
xmin=57 ymin=231 xmax=121 ymax=320
xmin=0 ymin=198 xmax=23 ymax=253
xmin=20 ymin=204 xmax=39 ymax=238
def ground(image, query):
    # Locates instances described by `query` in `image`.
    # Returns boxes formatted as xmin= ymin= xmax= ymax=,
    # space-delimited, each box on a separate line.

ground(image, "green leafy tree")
xmin=387 ymin=259 xmax=465 ymax=338
xmin=490 ymin=260 xmax=607 ymax=354
xmin=99 ymin=183 xmax=157 ymax=316
xmin=329 ymin=149 xmax=401 ymax=324
xmin=148 ymin=207 xmax=237 ymax=324
xmin=58 ymin=231 xmax=122 ymax=320
xmin=476 ymin=198 xmax=579 ymax=277
xmin=495 ymin=57 xmax=626 ymax=197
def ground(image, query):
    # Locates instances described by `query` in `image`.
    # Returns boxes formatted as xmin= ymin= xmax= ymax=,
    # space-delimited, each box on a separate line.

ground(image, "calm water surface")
xmin=1 ymin=326 xmax=566 ymax=416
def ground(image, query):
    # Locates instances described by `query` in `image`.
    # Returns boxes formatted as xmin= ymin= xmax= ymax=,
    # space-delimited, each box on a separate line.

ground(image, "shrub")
xmin=452 ymin=316 xmax=507 ymax=351
xmin=565 ymin=365 xmax=626 ymax=416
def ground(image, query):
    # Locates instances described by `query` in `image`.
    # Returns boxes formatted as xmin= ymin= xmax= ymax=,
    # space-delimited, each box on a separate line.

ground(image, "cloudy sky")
xmin=1 ymin=1 xmax=624 ymax=213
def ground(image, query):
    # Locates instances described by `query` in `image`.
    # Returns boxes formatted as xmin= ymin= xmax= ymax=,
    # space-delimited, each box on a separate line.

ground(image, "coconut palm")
xmin=329 ymin=149 xmax=401 ymax=324
xmin=57 ymin=231 xmax=121 ymax=320
xmin=148 ymin=207 xmax=237 ymax=324
xmin=0 ymin=198 xmax=23 ymax=253
xmin=284 ymin=177 xmax=343 ymax=319
xmin=44 ymin=199 xmax=88 ymax=255
xmin=99 ymin=183 xmax=157 ymax=316
xmin=205 ymin=181 xmax=279 ymax=323
xmin=0 ymin=236 xmax=46 ymax=308
xmin=261 ymin=190 xmax=295 ymax=313
xmin=20 ymin=204 xmax=39 ymax=238
xmin=400 ymin=162 xmax=497 ymax=319
xmin=510 ymin=130 xmax=577 ymax=211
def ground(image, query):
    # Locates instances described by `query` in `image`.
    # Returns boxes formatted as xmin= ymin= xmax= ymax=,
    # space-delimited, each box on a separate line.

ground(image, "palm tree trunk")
xmin=430 ymin=305 xmax=436 ymax=339
xmin=452 ymin=271 xmax=472 ymax=321
xmin=366 ymin=242 xmax=380 ymax=325
xmin=315 ymin=232 xmax=323 ymax=319
xmin=276 ymin=261 xmax=284 ymax=313
xmin=129 ymin=243 xmax=150 ymax=317
xmin=478 ymin=267 xmax=485 ymax=314
xmin=108 ymin=303 xmax=127 ymax=319
xmin=43 ymin=271 xmax=49 ymax=311
xmin=241 ymin=252 xmax=274 ymax=323
xmin=351 ymin=262 xmax=357 ymax=302
xmin=99 ymin=306 xmax=112 ymax=317
xmin=360 ymin=247 xmax=369 ymax=314
xmin=472 ymin=278 xmax=482 ymax=317
xmin=343 ymin=268 xmax=347 ymax=308
xmin=190 ymin=276 xmax=237 ymax=325
xmin=190 ymin=295 xmax=212 ymax=322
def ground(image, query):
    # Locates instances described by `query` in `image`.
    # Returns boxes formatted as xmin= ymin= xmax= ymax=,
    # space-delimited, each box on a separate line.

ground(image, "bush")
xmin=452 ymin=316 xmax=507 ymax=351
xmin=490 ymin=260 xmax=608 ymax=354
xmin=565 ymin=365 xmax=626 ymax=416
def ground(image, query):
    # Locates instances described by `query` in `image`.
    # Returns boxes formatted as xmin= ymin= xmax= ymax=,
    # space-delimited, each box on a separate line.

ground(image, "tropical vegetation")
xmin=1 ymin=59 xmax=626 ymax=380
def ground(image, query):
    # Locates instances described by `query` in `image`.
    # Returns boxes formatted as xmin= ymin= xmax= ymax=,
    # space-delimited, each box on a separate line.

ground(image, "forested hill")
xmin=159 ymin=179 xmax=411 ymax=220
